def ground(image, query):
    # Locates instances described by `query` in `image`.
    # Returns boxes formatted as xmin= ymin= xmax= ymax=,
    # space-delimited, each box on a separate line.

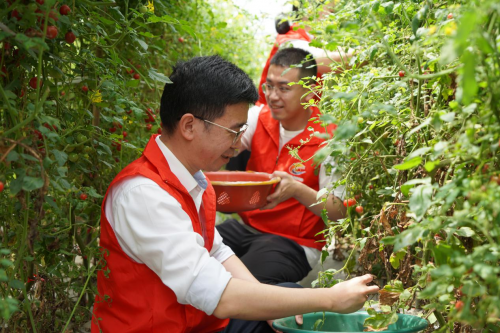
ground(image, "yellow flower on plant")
xmin=146 ymin=0 xmax=154 ymax=13
xmin=91 ymin=90 xmax=102 ymax=103
xmin=428 ymin=25 xmax=437 ymax=35
xmin=444 ymin=22 xmax=457 ymax=36
xmin=122 ymin=116 xmax=128 ymax=120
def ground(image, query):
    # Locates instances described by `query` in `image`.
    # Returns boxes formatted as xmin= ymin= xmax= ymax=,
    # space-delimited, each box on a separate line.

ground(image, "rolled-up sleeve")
xmin=111 ymin=180 xmax=232 ymax=315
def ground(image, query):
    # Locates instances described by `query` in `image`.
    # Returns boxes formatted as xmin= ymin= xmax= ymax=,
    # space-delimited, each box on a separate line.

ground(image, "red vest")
xmin=239 ymin=106 xmax=336 ymax=250
xmin=91 ymin=135 xmax=229 ymax=333
xmin=257 ymin=24 xmax=311 ymax=104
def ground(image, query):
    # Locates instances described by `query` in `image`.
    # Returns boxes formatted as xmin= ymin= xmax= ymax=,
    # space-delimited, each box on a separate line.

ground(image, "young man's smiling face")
xmin=264 ymin=64 xmax=313 ymax=131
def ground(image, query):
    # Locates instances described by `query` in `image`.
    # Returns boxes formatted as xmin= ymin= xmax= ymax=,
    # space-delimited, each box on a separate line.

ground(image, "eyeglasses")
xmin=262 ymin=83 xmax=292 ymax=95
xmin=194 ymin=116 xmax=248 ymax=146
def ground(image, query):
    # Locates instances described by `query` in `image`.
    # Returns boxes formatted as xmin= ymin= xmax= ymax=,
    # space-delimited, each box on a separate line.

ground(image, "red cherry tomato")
xmin=29 ymin=77 xmax=41 ymax=89
xmin=65 ymin=31 xmax=76 ymax=44
xmin=82 ymin=85 xmax=88 ymax=92
xmin=80 ymin=193 xmax=88 ymax=200
xmin=146 ymin=124 xmax=152 ymax=131
xmin=455 ymin=300 xmax=464 ymax=311
xmin=133 ymin=73 xmax=140 ymax=80
xmin=355 ymin=206 xmax=364 ymax=214
xmin=398 ymin=71 xmax=405 ymax=78
xmin=178 ymin=37 xmax=185 ymax=43
xmin=46 ymin=26 xmax=58 ymax=39
xmin=60 ymin=5 xmax=71 ymax=16
xmin=447 ymin=13 xmax=453 ymax=20
xmin=0 ymin=181 xmax=4 ymax=193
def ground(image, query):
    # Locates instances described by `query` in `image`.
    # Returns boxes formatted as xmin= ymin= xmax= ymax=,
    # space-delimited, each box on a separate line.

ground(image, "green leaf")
xmin=148 ymin=68 xmax=172 ymax=84
xmin=9 ymin=280 xmax=24 ymax=290
xmin=461 ymin=50 xmax=478 ymax=105
xmin=409 ymin=185 xmax=433 ymax=221
xmin=52 ymin=150 xmax=67 ymax=166
xmin=6 ymin=150 xmax=19 ymax=162
xmin=22 ymin=176 xmax=44 ymax=192
xmin=148 ymin=15 xmax=178 ymax=24
xmin=424 ymin=160 xmax=440 ymax=172
xmin=390 ymin=249 xmax=407 ymax=269
xmin=393 ymin=156 xmax=422 ymax=170
xmin=455 ymin=227 xmax=475 ymax=238
xmin=401 ymin=178 xmax=431 ymax=197
xmin=126 ymin=79 xmax=140 ymax=87
xmin=364 ymin=311 xmax=398 ymax=330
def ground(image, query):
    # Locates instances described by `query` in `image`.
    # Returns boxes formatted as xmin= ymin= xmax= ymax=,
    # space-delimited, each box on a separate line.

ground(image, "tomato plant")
xmin=301 ymin=0 xmax=500 ymax=331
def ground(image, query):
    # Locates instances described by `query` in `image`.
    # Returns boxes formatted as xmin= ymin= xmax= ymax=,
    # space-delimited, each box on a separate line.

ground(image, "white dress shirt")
xmin=239 ymin=105 xmax=346 ymax=267
xmin=105 ymin=136 xmax=234 ymax=315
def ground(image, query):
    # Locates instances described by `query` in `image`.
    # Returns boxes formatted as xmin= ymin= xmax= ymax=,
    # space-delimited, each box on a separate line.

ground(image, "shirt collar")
xmin=155 ymin=136 xmax=207 ymax=192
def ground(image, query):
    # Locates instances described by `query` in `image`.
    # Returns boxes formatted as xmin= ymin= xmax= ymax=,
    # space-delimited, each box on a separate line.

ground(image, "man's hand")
xmin=260 ymin=171 xmax=298 ymax=210
xmin=267 ymin=315 xmax=303 ymax=333
xmin=328 ymin=274 xmax=379 ymax=314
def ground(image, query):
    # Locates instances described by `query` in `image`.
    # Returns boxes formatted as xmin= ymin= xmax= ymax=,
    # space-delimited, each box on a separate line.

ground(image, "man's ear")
xmin=177 ymin=113 xmax=196 ymax=141
xmin=303 ymin=83 xmax=317 ymax=102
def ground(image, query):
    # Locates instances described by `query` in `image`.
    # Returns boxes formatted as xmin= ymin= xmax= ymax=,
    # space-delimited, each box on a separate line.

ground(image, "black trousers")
xmin=216 ymin=219 xmax=312 ymax=285
xmin=220 ymin=282 xmax=303 ymax=333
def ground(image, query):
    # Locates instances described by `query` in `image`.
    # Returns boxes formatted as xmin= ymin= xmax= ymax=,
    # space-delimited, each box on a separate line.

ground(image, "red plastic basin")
xmin=204 ymin=171 xmax=281 ymax=213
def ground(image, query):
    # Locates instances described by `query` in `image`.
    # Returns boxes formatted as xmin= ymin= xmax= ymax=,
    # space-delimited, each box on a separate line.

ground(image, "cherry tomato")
xmin=29 ymin=77 xmax=41 ymax=89
xmin=178 ymin=37 xmax=185 ymax=43
xmin=36 ymin=0 xmax=45 ymax=4
xmin=355 ymin=206 xmax=364 ymax=214
xmin=447 ymin=13 xmax=453 ymax=20
xmin=60 ymin=5 xmax=71 ymax=16
xmin=11 ymin=10 xmax=22 ymax=21
xmin=109 ymin=127 xmax=116 ymax=133
xmin=455 ymin=300 xmax=464 ymax=311
xmin=65 ymin=31 xmax=76 ymax=44
xmin=398 ymin=71 xmax=405 ymax=78
xmin=133 ymin=73 xmax=140 ymax=80
xmin=46 ymin=26 xmax=58 ymax=39
xmin=80 ymin=193 xmax=88 ymax=200
xmin=76 ymin=134 xmax=87 ymax=143
xmin=0 ymin=181 xmax=4 ymax=193
xmin=68 ymin=153 xmax=79 ymax=162
xmin=348 ymin=198 xmax=357 ymax=206
xmin=61 ymin=91 xmax=66 ymax=96
xmin=82 ymin=85 xmax=88 ymax=92
xmin=157 ymin=127 xmax=162 ymax=134
xmin=146 ymin=124 xmax=152 ymax=131
xmin=122 ymin=131 xmax=128 ymax=138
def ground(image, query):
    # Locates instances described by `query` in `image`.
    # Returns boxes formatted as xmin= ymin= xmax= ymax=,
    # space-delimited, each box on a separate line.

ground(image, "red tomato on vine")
xmin=0 ymin=181 xmax=4 ymax=193
xmin=65 ymin=31 xmax=76 ymax=44
xmin=60 ymin=5 xmax=71 ymax=16
xmin=80 ymin=193 xmax=88 ymax=200
xmin=46 ymin=26 xmax=58 ymax=39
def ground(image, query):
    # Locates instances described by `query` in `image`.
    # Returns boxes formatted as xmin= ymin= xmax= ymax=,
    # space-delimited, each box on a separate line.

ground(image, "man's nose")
xmin=268 ymin=87 xmax=280 ymax=101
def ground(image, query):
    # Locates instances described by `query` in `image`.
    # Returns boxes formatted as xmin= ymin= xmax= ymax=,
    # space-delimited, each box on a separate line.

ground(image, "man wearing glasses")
xmin=217 ymin=48 xmax=347 ymax=286
xmin=92 ymin=55 xmax=378 ymax=333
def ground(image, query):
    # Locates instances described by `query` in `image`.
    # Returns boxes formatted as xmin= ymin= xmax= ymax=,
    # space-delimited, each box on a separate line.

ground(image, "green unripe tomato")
xmin=68 ymin=153 xmax=79 ymax=162
xmin=139 ymin=5 xmax=148 ymax=14
xmin=83 ymin=146 xmax=93 ymax=154
xmin=76 ymin=134 xmax=87 ymax=143
xmin=469 ymin=179 xmax=481 ymax=190
xmin=66 ymin=145 xmax=75 ymax=153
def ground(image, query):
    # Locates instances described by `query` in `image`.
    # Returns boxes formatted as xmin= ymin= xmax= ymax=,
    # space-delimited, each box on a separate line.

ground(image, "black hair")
xmin=160 ymin=55 xmax=258 ymax=135
xmin=270 ymin=48 xmax=317 ymax=81
xmin=275 ymin=14 xmax=291 ymax=34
